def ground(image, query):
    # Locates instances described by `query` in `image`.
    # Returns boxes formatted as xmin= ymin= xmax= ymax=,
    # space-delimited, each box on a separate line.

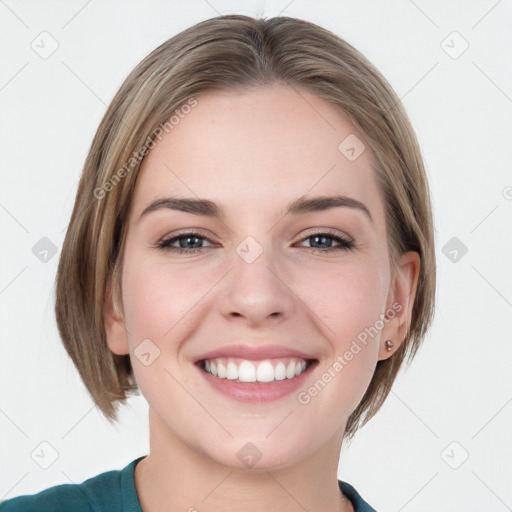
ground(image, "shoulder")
xmin=339 ymin=480 xmax=378 ymax=512
xmin=0 ymin=482 xmax=94 ymax=512
xmin=0 ymin=458 xmax=143 ymax=512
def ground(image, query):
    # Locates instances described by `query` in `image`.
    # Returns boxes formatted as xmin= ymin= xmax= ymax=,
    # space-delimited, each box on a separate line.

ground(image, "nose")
xmin=216 ymin=242 xmax=296 ymax=327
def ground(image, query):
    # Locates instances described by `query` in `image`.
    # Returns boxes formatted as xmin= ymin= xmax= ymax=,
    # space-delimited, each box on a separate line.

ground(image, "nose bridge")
xmin=218 ymin=234 xmax=295 ymax=323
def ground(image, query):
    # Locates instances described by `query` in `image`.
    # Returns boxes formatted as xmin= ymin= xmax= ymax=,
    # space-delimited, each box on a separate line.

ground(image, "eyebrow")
xmin=138 ymin=194 xmax=373 ymax=224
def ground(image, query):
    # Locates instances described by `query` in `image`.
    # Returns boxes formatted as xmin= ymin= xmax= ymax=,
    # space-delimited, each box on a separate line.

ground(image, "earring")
xmin=385 ymin=340 xmax=394 ymax=352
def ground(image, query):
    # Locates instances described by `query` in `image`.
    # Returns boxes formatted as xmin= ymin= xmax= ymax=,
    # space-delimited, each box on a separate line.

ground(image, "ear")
xmin=378 ymin=251 xmax=421 ymax=360
xmin=104 ymin=279 xmax=130 ymax=356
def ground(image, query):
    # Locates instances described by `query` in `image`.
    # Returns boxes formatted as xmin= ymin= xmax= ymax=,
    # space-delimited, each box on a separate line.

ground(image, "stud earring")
xmin=385 ymin=340 xmax=394 ymax=352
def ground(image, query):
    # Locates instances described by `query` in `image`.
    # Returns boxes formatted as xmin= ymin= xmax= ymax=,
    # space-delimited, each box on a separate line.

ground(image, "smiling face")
xmin=105 ymin=84 xmax=418 ymax=470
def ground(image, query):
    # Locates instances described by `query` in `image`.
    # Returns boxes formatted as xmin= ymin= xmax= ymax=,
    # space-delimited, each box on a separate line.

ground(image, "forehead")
xmin=130 ymin=84 xmax=383 ymax=223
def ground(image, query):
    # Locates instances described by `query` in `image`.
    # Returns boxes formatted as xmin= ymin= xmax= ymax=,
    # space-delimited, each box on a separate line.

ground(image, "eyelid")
xmin=156 ymin=228 xmax=216 ymax=244
xmin=156 ymin=227 xmax=353 ymax=245
xmin=154 ymin=229 xmax=218 ymax=253
xmin=295 ymin=228 xmax=356 ymax=252
xmin=155 ymin=226 xmax=357 ymax=254
xmin=298 ymin=227 xmax=353 ymax=242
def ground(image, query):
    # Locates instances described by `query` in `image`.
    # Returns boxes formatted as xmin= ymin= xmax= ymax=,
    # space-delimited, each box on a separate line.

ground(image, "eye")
xmin=156 ymin=228 xmax=356 ymax=255
xmin=296 ymin=229 xmax=355 ymax=253
xmin=156 ymin=230 xmax=215 ymax=254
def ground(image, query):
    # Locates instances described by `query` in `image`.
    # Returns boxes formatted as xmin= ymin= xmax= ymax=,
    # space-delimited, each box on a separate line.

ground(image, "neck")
xmin=134 ymin=408 xmax=354 ymax=512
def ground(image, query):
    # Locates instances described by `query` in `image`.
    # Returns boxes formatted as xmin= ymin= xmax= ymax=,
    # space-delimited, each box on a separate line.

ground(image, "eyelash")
xmin=156 ymin=229 xmax=356 ymax=255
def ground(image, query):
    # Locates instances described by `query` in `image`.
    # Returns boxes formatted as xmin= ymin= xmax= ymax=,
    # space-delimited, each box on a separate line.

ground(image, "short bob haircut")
xmin=55 ymin=14 xmax=436 ymax=439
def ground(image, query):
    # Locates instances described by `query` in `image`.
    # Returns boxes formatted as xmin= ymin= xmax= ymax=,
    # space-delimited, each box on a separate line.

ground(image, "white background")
xmin=0 ymin=1 xmax=511 ymax=510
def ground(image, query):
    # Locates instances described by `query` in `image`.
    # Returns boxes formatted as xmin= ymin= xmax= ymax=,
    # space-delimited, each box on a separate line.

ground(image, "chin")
xmin=196 ymin=431 xmax=317 ymax=473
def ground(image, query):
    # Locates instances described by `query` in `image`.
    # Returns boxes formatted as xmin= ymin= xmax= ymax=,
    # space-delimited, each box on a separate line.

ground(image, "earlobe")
xmin=378 ymin=251 xmax=421 ymax=361
xmin=104 ymin=282 xmax=130 ymax=356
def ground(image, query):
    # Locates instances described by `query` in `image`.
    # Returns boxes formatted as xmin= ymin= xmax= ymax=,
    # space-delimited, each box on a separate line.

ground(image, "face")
xmin=106 ymin=84 xmax=417 ymax=470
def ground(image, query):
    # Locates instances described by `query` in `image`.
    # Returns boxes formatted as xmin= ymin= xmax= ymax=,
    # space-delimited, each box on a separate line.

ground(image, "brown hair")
xmin=55 ymin=14 xmax=436 ymax=438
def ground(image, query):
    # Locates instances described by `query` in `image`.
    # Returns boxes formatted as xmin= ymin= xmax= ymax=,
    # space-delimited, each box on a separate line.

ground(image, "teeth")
xmin=256 ymin=361 xmax=274 ymax=382
xmin=226 ymin=362 xmax=238 ymax=380
xmin=201 ymin=357 xmax=310 ymax=383
xmin=274 ymin=362 xmax=286 ymax=380
xmin=295 ymin=361 xmax=306 ymax=376
xmin=239 ymin=360 xmax=256 ymax=382
xmin=217 ymin=362 xmax=227 ymax=378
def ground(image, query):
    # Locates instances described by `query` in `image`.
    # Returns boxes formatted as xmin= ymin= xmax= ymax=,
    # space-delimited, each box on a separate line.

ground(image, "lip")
xmin=194 ymin=343 xmax=319 ymax=403
xmin=193 ymin=343 xmax=317 ymax=363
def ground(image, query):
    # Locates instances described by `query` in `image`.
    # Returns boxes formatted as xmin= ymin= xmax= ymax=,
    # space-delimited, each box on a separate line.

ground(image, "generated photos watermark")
xmin=297 ymin=301 xmax=403 ymax=405
xmin=93 ymin=97 xmax=198 ymax=200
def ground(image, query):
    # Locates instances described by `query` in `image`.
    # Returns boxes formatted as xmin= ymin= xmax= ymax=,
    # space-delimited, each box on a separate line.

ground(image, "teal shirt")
xmin=0 ymin=456 xmax=376 ymax=512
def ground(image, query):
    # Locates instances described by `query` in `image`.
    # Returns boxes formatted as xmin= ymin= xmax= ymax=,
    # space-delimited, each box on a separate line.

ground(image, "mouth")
xmin=194 ymin=354 xmax=319 ymax=403
xmin=197 ymin=357 xmax=316 ymax=383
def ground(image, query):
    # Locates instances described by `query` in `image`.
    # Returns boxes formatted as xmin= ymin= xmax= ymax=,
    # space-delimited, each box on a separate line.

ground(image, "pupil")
xmin=180 ymin=236 xmax=201 ymax=248
xmin=312 ymin=235 xmax=331 ymax=248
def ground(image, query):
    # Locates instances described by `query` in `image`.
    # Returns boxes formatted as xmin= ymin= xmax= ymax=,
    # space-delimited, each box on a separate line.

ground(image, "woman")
xmin=0 ymin=14 xmax=435 ymax=512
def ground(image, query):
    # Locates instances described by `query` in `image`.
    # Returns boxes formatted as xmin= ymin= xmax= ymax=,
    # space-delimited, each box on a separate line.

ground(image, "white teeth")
xmin=239 ymin=360 xmax=256 ymax=382
xmin=274 ymin=362 xmax=286 ymax=380
xmin=201 ymin=357 xmax=310 ymax=382
xmin=256 ymin=361 xmax=274 ymax=382
xmin=286 ymin=361 xmax=296 ymax=379
xmin=217 ymin=362 xmax=226 ymax=378
xmin=226 ymin=362 xmax=238 ymax=380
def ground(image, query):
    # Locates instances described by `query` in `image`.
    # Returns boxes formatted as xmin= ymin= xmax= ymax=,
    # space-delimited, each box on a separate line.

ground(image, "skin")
xmin=104 ymin=84 xmax=420 ymax=512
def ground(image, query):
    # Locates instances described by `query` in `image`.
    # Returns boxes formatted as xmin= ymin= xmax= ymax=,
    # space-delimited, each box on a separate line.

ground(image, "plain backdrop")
xmin=1 ymin=1 xmax=511 ymax=511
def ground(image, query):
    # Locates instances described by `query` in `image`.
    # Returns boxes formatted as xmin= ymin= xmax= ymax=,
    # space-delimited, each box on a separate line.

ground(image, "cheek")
xmin=122 ymin=257 xmax=204 ymax=340
xmin=296 ymin=261 xmax=388 ymax=345
xmin=120 ymin=258 xmax=203 ymax=402
xmin=293 ymin=261 xmax=388 ymax=409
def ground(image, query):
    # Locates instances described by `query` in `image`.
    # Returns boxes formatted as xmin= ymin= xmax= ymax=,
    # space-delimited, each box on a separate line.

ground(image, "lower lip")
xmin=196 ymin=362 xmax=317 ymax=403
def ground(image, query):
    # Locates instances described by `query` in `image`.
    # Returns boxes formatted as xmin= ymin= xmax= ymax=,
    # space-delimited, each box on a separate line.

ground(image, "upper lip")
xmin=194 ymin=344 xmax=317 ymax=363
